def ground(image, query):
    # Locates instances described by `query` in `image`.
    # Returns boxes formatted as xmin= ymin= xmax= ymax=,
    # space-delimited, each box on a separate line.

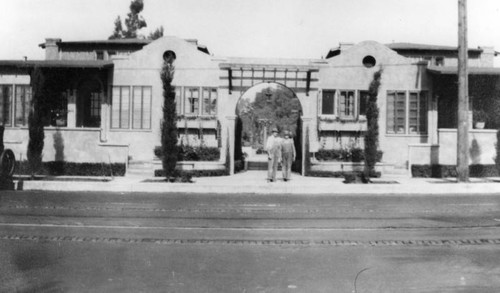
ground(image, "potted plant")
xmin=473 ymin=109 xmax=489 ymax=129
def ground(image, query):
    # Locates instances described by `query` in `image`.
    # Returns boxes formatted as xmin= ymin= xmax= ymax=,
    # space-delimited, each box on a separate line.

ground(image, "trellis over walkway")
xmin=218 ymin=58 xmax=323 ymax=175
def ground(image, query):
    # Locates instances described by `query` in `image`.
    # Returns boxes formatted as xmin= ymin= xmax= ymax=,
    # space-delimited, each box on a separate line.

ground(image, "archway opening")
xmin=235 ymin=82 xmax=303 ymax=173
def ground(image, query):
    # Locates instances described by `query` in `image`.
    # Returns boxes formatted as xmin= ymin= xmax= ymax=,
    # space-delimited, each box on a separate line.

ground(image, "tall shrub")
xmin=160 ymin=55 xmax=178 ymax=180
xmin=28 ymin=67 xmax=46 ymax=177
xmin=364 ymin=69 xmax=383 ymax=178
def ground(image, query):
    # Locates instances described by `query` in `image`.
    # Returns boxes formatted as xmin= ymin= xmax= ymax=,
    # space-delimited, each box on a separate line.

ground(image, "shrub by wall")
xmin=154 ymin=169 xmax=227 ymax=177
xmin=15 ymin=161 xmax=126 ymax=177
xmin=316 ymin=148 xmax=383 ymax=163
xmin=307 ymin=170 xmax=381 ymax=178
xmin=154 ymin=145 xmax=220 ymax=161
xmin=411 ymin=164 xmax=499 ymax=178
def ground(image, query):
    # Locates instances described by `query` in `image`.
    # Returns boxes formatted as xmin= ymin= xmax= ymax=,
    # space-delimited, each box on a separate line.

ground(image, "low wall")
xmin=4 ymin=128 xmax=128 ymax=164
xmin=437 ymin=128 xmax=497 ymax=165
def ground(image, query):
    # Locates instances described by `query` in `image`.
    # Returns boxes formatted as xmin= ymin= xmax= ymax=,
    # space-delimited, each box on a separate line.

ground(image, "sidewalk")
xmin=14 ymin=170 xmax=500 ymax=195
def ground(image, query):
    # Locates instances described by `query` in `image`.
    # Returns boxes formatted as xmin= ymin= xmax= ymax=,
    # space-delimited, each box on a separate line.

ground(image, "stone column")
xmin=301 ymin=117 xmax=312 ymax=176
xmin=67 ymin=89 xmax=77 ymax=128
xmin=226 ymin=115 xmax=236 ymax=175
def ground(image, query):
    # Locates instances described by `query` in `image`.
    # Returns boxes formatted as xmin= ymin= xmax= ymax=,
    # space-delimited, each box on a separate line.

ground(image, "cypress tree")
xmin=364 ymin=69 xmax=383 ymax=179
xmin=28 ymin=67 xmax=46 ymax=178
xmin=160 ymin=54 xmax=178 ymax=180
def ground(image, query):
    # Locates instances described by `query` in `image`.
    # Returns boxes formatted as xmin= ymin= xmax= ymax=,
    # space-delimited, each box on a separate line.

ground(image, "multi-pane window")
xmin=14 ymin=85 xmax=31 ymax=127
xmin=408 ymin=92 xmax=428 ymax=134
xmin=111 ymin=86 xmax=130 ymax=129
xmin=387 ymin=91 xmax=427 ymax=134
xmin=132 ymin=86 xmax=152 ymax=129
xmin=184 ymin=88 xmax=199 ymax=115
xmin=0 ymin=85 xmax=12 ymax=126
xmin=321 ymin=90 xmax=335 ymax=115
xmin=339 ymin=90 xmax=355 ymax=118
xmin=202 ymin=88 xmax=217 ymax=115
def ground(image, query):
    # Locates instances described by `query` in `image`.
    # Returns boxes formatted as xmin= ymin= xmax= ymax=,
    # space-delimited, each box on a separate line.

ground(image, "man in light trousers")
xmin=266 ymin=127 xmax=281 ymax=182
xmin=281 ymin=130 xmax=296 ymax=181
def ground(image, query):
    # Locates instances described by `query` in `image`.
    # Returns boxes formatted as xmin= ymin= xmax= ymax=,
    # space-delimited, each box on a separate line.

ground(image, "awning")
xmin=0 ymin=60 xmax=114 ymax=69
xmin=427 ymin=65 xmax=500 ymax=75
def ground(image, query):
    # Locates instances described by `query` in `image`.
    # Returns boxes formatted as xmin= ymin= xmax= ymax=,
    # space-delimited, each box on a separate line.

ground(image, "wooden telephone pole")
xmin=457 ymin=0 xmax=469 ymax=182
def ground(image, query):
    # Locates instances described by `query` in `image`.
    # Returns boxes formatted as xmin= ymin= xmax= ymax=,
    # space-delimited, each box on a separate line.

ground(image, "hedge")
xmin=154 ymin=145 xmax=220 ymax=161
xmin=316 ymin=148 xmax=383 ymax=163
xmin=15 ymin=161 xmax=126 ymax=177
xmin=306 ymin=170 xmax=381 ymax=178
xmin=155 ymin=169 xmax=227 ymax=178
xmin=411 ymin=164 xmax=499 ymax=178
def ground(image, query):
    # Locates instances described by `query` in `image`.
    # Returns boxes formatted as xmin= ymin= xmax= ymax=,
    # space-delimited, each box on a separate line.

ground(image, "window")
xmin=15 ymin=85 xmax=31 ymax=126
xmin=202 ymin=88 xmax=217 ymax=115
xmin=409 ymin=92 xmax=428 ymax=134
xmin=321 ymin=90 xmax=335 ymax=115
xmin=111 ymin=86 xmax=130 ymax=129
xmin=132 ymin=86 xmax=152 ymax=129
xmin=339 ymin=90 xmax=355 ymax=118
xmin=89 ymin=93 xmax=101 ymax=126
xmin=0 ymin=85 xmax=12 ymax=126
xmin=96 ymin=51 xmax=104 ymax=60
xmin=359 ymin=91 xmax=369 ymax=117
xmin=434 ymin=57 xmax=444 ymax=66
xmin=184 ymin=88 xmax=199 ymax=115
xmin=387 ymin=91 xmax=427 ymax=134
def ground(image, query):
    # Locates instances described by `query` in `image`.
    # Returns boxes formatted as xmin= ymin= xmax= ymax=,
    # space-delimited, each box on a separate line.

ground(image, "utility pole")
xmin=457 ymin=0 xmax=469 ymax=182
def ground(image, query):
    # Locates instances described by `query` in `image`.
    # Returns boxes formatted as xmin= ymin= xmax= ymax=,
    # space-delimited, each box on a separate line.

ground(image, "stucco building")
xmin=0 ymin=36 xmax=498 ymax=175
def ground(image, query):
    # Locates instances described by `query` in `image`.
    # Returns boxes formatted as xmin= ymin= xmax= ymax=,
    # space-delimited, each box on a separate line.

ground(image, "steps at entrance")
xmin=127 ymin=161 xmax=155 ymax=177
xmin=247 ymin=160 xmax=283 ymax=171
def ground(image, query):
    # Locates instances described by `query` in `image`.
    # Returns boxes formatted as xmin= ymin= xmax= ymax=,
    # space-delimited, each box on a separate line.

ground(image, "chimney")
xmin=44 ymin=38 xmax=61 ymax=60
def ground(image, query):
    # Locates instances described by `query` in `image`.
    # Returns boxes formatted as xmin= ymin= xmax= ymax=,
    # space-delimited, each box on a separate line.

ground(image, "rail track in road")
xmin=1 ymin=191 xmax=500 ymax=248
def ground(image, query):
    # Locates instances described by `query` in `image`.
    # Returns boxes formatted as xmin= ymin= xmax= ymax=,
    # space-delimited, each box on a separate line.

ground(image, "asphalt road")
xmin=1 ymin=190 xmax=500 ymax=292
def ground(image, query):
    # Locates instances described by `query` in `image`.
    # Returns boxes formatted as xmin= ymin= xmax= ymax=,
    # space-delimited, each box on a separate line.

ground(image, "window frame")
xmin=321 ymin=89 xmax=336 ymax=115
xmin=386 ymin=90 xmax=428 ymax=135
xmin=338 ymin=90 xmax=356 ymax=119
xmin=110 ymin=85 xmax=131 ymax=129
xmin=131 ymin=86 xmax=152 ymax=130
xmin=0 ymin=84 xmax=13 ymax=127
xmin=14 ymin=85 xmax=31 ymax=127
xmin=184 ymin=87 xmax=200 ymax=116
xmin=201 ymin=87 xmax=218 ymax=116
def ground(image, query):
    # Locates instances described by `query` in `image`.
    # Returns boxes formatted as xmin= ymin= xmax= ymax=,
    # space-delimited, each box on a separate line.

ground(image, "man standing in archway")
xmin=281 ymin=130 xmax=296 ymax=182
xmin=266 ymin=127 xmax=281 ymax=182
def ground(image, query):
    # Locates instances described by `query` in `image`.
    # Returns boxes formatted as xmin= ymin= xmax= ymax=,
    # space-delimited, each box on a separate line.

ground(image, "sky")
xmin=1 ymin=0 xmax=500 ymax=64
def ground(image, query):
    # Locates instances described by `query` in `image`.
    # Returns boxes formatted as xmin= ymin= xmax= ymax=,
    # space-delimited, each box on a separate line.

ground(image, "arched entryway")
xmin=235 ymin=82 xmax=303 ymax=174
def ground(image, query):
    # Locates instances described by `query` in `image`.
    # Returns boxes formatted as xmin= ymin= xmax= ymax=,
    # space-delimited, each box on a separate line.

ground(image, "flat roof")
xmin=0 ymin=60 xmax=114 ymax=69
xmin=387 ymin=42 xmax=483 ymax=53
xmin=39 ymin=39 xmax=152 ymax=48
xmin=427 ymin=65 xmax=500 ymax=75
